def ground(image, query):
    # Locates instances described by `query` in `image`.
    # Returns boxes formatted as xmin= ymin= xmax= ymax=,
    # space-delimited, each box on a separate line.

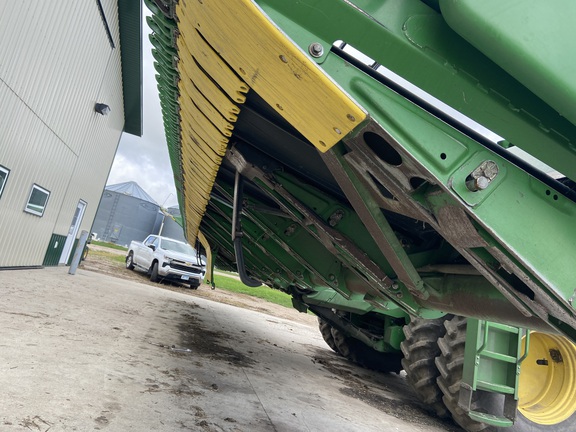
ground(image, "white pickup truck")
xmin=126 ymin=235 xmax=205 ymax=289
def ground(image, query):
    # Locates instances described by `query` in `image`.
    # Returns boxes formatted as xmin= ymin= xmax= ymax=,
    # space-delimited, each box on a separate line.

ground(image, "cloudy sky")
xmin=107 ymin=10 xmax=178 ymax=208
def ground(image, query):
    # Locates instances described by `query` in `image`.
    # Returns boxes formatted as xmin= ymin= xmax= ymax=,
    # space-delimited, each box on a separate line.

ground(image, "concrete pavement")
xmin=0 ymin=267 xmax=457 ymax=431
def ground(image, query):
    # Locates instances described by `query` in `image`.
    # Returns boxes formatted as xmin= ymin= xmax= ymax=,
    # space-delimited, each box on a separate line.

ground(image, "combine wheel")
xmin=400 ymin=317 xmax=450 ymax=418
xmin=436 ymin=316 xmax=576 ymax=432
xmin=330 ymin=327 xmax=402 ymax=373
xmin=318 ymin=318 xmax=340 ymax=354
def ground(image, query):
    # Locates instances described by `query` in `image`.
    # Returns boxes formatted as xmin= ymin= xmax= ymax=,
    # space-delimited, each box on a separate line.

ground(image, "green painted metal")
xmin=440 ymin=0 xmax=576 ymax=128
xmin=308 ymin=49 xmax=576 ymax=335
xmin=143 ymin=0 xmax=184 ymax=223
xmin=146 ymin=1 xmax=576 ymax=425
xmin=42 ymin=234 xmax=66 ymax=267
xmin=326 ymin=146 xmax=428 ymax=299
xmin=146 ymin=0 xmax=576 ymax=331
xmin=118 ymin=0 xmax=143 ymax=136
xmin=257 ymin=0 xmax=576 ymax=181
xmin=460 ymin=319 xmax=527 ymax=426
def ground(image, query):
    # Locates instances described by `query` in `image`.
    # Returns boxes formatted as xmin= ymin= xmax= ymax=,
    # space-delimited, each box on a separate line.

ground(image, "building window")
xmin=0 ymin=165 xmax=9 ymax=199
xmin=25 ymin=184 xmax=50 ymax=217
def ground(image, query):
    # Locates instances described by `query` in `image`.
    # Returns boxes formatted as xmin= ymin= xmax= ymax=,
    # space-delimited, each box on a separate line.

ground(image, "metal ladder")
xmin=459 ymin=319 xmax=530 ymax=427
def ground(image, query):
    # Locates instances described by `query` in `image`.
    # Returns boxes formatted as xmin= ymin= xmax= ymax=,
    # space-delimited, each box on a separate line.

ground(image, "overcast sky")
xmin=107 ymin=10 xmax=179 ymax=208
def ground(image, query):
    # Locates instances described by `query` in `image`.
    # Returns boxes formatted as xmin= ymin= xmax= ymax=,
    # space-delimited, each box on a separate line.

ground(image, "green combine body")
xmin=144 ymin=0 xmax=576 ymax=430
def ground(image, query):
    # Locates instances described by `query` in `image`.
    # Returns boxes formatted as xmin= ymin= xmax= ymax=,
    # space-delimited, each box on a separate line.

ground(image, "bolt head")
xmin=308 ymin=42 xmax=324 ymax=58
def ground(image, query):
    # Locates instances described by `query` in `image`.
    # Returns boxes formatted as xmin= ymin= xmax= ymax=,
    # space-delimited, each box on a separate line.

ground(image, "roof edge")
xmin=118 ymin=0 xmax=143 ymax=137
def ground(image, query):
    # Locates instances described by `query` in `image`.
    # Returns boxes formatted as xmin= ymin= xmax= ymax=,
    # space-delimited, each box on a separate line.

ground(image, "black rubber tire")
xmin=125 ymin=252 xmax=134 ymax=270
xmin=189 ymin=280 xmax=200 ymax=290
xmin=149 ymin=262 xmax=159 ymax=282
xmin=318 ymin=318 xmax=340 ymax=354
xmin=401 ymin=317 xmax=451 ymax=418
xmin=435 ymin=316 xmax=576 ymax=432
xmin=330 ymin=327 xmax=403 ymax=373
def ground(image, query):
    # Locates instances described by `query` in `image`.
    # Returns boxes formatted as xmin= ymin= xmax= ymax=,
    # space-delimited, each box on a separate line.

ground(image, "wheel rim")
xmin=518 ymin=332 xmax=576 ymax=424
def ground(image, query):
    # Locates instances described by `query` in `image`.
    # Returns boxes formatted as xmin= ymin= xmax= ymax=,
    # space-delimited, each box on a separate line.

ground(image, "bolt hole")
xmin=553 ymin=194 xmax=558 ymax=200
xmin=319 ymin=141 xmax=326 ymax=147
xmin=440 ymin=153 xmax=447 ymax=160
xmin=364 ymin=131 xmax=402 ymax=166
xmin=545 ymin=190 xmax=551 ymax=196
xmin=410 ymin=177 xmax=427 ymax=190
xmin=279 ymin=55 xmax=288 ymax=63
xmin=239 ymin=67 xmax=246 ymax=75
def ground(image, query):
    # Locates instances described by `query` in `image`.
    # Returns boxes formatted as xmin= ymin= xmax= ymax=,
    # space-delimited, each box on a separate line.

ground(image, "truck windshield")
xmin=160 ymin=239 xmax=196 ymax=255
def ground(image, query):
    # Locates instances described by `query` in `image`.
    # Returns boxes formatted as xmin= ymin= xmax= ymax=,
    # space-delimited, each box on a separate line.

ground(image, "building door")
xmin=59 ymin=200 xmax=87 ymax=264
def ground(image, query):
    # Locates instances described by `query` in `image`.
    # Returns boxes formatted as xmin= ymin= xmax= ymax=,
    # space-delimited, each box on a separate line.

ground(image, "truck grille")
xmin=171 ymin=262 xmax=202 ymax=274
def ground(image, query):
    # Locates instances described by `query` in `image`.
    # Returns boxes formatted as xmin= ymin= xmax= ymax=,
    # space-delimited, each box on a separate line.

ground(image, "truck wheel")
xmin=189 ymin=280 xmax=200 ymax=290
xmin=436 ymin=316 xmax=576 ymax=432
xmin=150 ymin=262 xmax=159 ymax=282
xmin=125 ymin=252 xmax=134 ymax=270
xmin=401 ymin=317 xmax=451 ymax=418
xmin=318 ymin=318 xmax=340 ymax=354
xmin=330 ymin=327 xmax=403 ymax=373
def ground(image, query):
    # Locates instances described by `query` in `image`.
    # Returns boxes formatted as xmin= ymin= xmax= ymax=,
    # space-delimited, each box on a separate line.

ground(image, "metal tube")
xmin=69 ymin=230 xmax=89 ymax=275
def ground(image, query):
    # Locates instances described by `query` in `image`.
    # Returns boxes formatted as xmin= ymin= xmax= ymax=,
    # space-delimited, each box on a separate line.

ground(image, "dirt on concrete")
xmin=73 ymin=244 xmax=460 ymax=431
xmin=80 ymin=244 xmax=316 ymax=326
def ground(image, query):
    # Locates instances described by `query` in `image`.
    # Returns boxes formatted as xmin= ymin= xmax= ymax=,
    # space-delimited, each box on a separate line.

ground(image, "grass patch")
xmin=212 ymin=274 xmax=293 ymax=309
xmin=91 ymin=240 xmax=128 ymax=251
xmin=88 ymin=248 xmax=126 ymax=264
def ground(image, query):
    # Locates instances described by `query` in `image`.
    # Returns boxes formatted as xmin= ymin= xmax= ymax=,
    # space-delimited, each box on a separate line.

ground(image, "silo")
xmin=92 ymin=182 xmax=161 ymax=247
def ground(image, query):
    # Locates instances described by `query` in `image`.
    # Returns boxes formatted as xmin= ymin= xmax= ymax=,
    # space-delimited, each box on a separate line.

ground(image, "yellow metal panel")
xmin=197 ymin=231 xmax=214 ymax=287
xmin=179 ymin=75 xmax=236 ymax=135
xmin=180 ymin=103 xmax=229 ymax=155
xmin=178 ymin=36 xmax=241 ymax=121
xmin=182 ymin=131 xmax=221 ymax=166
xmin=177 ymin=0 xmax=367 ymax=151
xmin=179 ymin=26 xmax=249 ymax=104
xmin=181 ymin=145 xmax=218 ymax=182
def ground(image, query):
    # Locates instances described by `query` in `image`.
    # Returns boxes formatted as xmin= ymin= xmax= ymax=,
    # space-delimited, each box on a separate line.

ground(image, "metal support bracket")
xmin=322 ymin=147 xmax=429 ymax=300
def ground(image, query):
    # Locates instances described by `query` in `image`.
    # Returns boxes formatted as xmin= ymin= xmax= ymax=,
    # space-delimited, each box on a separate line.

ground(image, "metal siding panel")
xmin=0 ymin=2 xmax=115 ymax=155
xmin=0 ymin=2 xmax=127 ymax=267
xmin=0 ymin=82 xmax=76 ymax=267
xmin=53 ymin=42 xmax=125 ymax=238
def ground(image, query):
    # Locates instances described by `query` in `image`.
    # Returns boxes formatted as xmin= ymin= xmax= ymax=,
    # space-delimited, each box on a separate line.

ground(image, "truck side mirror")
xmin=148 ymin=244 xmax=156 ymax=251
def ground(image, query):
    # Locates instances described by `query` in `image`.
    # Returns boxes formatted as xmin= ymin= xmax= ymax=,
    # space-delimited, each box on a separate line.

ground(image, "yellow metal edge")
xmin=179 ymin=26 xmax=249 ymax=104
xmin=178 ymin=36 xmax=241 ymax=120
xmin=179 ymin=0 xmax=367 ymax=152
xmin=179 ymin=76 xmax=236 ymax=136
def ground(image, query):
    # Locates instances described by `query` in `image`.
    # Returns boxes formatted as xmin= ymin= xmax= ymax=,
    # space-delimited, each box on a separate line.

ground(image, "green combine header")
xmin=144 ymin=0 xmax=576 ymax=430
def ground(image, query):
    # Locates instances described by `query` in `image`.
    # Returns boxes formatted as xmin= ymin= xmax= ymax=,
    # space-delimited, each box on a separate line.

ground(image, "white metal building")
xmin=0 ymin=1 xmax=142 ymax=268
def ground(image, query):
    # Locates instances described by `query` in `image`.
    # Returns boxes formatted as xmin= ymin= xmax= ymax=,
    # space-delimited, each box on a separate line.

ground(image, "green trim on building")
xmin=43 ymin=234 xmax=67 ymax=266
xmin=118 ymin=0 xmax=143 ymax=136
